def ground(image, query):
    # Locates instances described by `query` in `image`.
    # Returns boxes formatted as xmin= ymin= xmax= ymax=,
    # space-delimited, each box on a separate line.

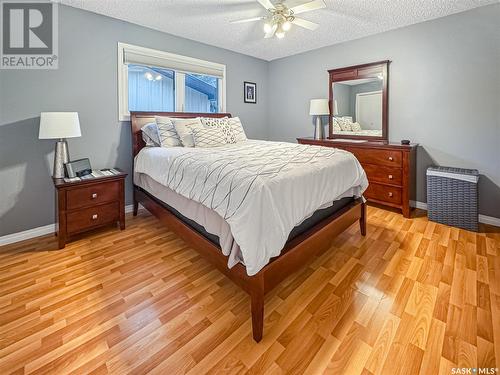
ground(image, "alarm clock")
xmin=65 ymin=158 xmax=92 ymax=178
xmin=401 ymin=139 xmax=410 ymax=145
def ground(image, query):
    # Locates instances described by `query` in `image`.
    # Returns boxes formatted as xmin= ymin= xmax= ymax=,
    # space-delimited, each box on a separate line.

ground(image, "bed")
xmin=333 ymin=129 xmax=383 ymax=137
xmin=131 ymin=111 xmax=368 ymax=342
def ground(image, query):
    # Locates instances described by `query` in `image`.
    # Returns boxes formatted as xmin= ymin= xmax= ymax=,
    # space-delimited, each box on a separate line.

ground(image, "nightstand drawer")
xmin=364 ymin=183 xmax=402 ymax=205
xmin=363 ymin=164 xmax=402 ymax=186
xmin=67 ymin=181 xmax=119 ymax=210
xmin=67 ymin=202 xmax=119 ymax=234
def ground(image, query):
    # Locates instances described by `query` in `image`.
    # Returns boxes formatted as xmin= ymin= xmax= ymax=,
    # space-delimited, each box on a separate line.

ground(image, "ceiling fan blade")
xmin=291 ymin=17 xmax=319 ymax=30
xmin=264 ymin=23 xmax=278 ymax=38
xmin=257 ymin=0 xmax=275 ymax=11
xmin=290 ymin=0 xmax=326 ymax=15
xmin=230 ymin=16 xmax=265 ymax=24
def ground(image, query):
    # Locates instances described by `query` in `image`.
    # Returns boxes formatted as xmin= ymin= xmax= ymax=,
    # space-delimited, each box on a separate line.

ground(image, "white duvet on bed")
xmin=334 ymin=129 xmax=382 ymax=136
xmin=135 ymin=140 xmax=368 ymax=276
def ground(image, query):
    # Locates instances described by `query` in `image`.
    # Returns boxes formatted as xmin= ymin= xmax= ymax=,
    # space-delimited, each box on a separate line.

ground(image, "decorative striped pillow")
xmin=192 ymin=126 xmax=227 ymax=148
xmin=172 ymin=118 xmax=204 ymax=147
xmin=155 ymin=116 xmax=182 ymax=147
xmin=227 ymin=117 xmax=247 ymax=142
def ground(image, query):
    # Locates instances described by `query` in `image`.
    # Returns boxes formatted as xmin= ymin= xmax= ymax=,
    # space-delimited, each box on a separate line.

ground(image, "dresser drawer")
xmin=67 ymin=202 xmax=119 ymax=234
xmin=363 ymin=164 xmax=402 ymax=186
xmin=364 ymin=183 xmax=402 ymax=205
xmin=67 ymin=181 xmax=119 ymax=210
xmin=346 ymin=147 xmax=402 ymax=167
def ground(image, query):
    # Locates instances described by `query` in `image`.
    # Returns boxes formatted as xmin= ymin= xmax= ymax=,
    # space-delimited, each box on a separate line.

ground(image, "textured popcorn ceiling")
xmin=60 ymin=0 xmax=496 ymax=61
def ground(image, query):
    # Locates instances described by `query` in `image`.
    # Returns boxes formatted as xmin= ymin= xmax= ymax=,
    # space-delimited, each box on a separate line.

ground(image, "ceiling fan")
xmin=230 ymin=0 xmax=326 ymax=39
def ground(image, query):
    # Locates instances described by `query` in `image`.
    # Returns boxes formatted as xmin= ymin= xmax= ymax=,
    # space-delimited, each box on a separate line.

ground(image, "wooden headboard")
xmin=130 ymin=111 xmax=232 ymax=157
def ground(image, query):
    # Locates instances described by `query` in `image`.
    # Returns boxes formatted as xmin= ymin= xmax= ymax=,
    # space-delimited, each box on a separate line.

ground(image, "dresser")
xmin=297 ymin=138 xmax=417 ymax=217
xmin=54 ymin=171 xmax=127 ymax=248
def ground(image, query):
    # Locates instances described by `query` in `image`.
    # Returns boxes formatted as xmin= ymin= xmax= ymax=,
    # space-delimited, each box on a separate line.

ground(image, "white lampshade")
xmin=39 ymin=112 xmax=81 ymax=139
xmin=309 ymin=99 xmax=330 ymax=116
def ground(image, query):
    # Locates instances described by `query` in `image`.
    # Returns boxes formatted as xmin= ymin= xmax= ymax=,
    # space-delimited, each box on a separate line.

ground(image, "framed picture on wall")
xmin=244 ymin=81 xmax=257 ymax=104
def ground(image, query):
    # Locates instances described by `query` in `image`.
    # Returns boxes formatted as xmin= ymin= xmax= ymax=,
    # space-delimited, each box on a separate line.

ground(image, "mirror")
xmin=328 ymin=61 xmax=389 ymax=141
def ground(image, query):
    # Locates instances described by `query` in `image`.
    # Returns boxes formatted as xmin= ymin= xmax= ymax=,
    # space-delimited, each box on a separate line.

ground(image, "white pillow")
xmin=141 ymin=122 xmax=160 ymax=147
xmin=200 ymin=117 xmax=235 ymax=144
xmin=351 ymin=122 xmax=362 ymax=131
xmin=173 ymin=118 xmax=204 ymax=147
xmin=332 ymin=118 xmax=342 ymax=132
xmin=155 ymin=116 xmax=182 ymax=147
xmin=192 ymin=127 xmax=227 ymax=148
xmin=339 ymin=118 xmax=352 ymax=131
xmin=228 ymin=117 xmax=247 ymax=142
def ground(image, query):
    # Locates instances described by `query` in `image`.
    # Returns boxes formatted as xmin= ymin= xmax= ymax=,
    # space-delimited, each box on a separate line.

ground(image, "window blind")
xmin=123 ymin=50 xmax=224 ymax=78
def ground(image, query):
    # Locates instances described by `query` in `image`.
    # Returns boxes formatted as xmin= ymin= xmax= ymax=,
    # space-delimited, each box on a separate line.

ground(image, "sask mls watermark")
xmin=1 ymin=0 xmax=58 ymax=69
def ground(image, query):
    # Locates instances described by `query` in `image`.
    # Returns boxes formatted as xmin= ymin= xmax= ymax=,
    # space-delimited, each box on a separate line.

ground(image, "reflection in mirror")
xmin=332 ymin=77 xmax=383 ymax=137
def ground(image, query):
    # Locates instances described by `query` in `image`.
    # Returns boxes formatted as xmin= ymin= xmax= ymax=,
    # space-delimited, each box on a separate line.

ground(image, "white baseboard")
xmin=0 ymin=204 xmax=140 ymax=247
xmin=410 ymin=200 xmax=500 ymax=227
xmin=0 ymin=223 xmax=57 ymax=246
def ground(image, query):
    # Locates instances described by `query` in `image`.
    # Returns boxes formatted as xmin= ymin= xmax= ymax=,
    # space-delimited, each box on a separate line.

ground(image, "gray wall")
xmin=332 ymin=83 xmax=351 ymax=116
xmin=268 ymin=4 xmax=500 ymax=218
xmin=0 ymin=5 xmax=269 ymax=236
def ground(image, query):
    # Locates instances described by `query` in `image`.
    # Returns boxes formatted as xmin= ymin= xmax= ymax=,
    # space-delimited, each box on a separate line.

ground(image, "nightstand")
xmin=53 ymin=170 xmax=127 ymax=248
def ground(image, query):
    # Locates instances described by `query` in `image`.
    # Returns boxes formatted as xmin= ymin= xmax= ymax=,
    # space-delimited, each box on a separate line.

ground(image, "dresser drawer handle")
xmin=388 ymin=174 xmax=393 ymax=180
xmin=91 ymin=193 xmax=98 ymax=199
xmin=388 ymin=156 xmax=394 ymax=161
xmin=388 ymin=192 xmax=393 ymax=197
xmin=91 ymin=214 xmax=98 ymax=220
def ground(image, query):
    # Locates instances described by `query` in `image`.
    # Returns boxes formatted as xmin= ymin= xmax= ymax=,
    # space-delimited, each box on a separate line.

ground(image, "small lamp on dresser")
xmin=39 ymin=112 xmax=81 ymax=178
xmin=309 ymin=99 xmax=330 ymax=140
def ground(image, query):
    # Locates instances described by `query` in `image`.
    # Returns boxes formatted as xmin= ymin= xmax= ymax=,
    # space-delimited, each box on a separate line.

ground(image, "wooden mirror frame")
xmin=328 ymin=60 xmax=390 ymax=141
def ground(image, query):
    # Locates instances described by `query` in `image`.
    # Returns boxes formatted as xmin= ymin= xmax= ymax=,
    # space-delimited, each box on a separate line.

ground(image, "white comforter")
xmin=135 ymin=140 xmax=368 ymax=275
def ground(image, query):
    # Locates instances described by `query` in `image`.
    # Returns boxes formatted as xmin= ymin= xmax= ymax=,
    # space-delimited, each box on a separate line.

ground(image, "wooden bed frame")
xmin=130 ymin=111 xmax=366 ymax=342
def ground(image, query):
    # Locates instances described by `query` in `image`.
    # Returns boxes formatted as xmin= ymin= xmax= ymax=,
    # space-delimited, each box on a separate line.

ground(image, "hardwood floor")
xmin=1 ymin=206 xmax=499 ymax=374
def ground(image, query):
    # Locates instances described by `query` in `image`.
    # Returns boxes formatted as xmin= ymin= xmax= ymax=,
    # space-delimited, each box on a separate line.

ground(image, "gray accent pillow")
xmin=141 ymin=122 xmax=160 ymax=147
xmin=155 ymin=116 xmax=182 ymax=147
xmin=192 ymin=127 xmax=227 ymax=148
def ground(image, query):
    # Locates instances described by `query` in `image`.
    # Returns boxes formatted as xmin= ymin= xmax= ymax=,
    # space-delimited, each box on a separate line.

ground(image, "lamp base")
xmin=53 ymin=139 xmax=69 ymax=178
xmin=314 ymin=117 xmax=324 ymax=140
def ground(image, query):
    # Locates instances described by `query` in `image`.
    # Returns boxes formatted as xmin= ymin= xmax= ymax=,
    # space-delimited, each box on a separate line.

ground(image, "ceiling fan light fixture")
xmin=263 ymin=22 xmax=273 ymax=33
xmin=282 ymin=20 xmax=292 ymax=31
xmin=276 ymin=26 xmax=285 ymax=39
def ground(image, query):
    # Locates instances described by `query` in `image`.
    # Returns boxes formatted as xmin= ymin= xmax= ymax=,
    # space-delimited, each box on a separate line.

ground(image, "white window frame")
xmin=117 ymin=42 xmax=226 ymax=121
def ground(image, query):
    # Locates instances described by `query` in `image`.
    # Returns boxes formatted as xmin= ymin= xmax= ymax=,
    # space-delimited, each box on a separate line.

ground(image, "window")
xmin=185 ymin=73 xmax=219 ymax=113
xmin=118 ymin=43 xmax=226 ymax=121
xmin=128 ymin=65 xmax=175 ymax=112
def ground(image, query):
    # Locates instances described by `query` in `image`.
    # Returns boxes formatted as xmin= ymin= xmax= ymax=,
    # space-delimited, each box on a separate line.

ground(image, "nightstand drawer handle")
xmin=91 ymin=193 xmax=98 ymax=199
xmin=388 ymin=156 xmax=394 ymax=161
xmin=92 ymin=214 xmax=98 ymax=220
xmin=388 ymin=192 xmax=393 ymax=197
xmin=388 ymin=174 xmax=393 ymax=180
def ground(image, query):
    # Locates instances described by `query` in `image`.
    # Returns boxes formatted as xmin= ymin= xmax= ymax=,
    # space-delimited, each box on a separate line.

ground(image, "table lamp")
xmin=39 ymin=112 xmax=81 ymax=178
xmin=309 ymin=99 xmax=329 ymax=140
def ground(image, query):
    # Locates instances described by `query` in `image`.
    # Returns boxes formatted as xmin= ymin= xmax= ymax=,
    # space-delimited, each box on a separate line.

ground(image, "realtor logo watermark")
xmin=1 ymin=0 xmax=58 ymax=69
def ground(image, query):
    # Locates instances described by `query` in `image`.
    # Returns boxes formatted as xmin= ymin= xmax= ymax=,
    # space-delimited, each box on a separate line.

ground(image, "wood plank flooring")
xmin=1 ymin=206 xmax=499 ymax=374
